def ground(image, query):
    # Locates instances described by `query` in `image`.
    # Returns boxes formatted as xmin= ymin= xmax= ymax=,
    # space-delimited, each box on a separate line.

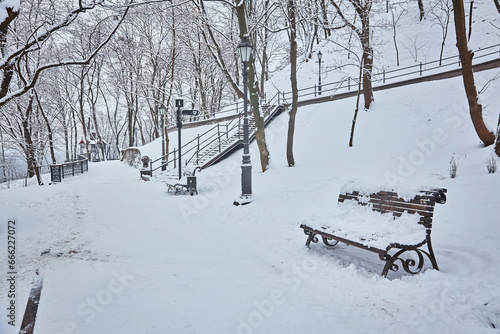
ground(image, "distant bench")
xmin=165 ymin=167 xmax=201 ymax=196
xmin=299 ymin=188 xmax=447 ymax=277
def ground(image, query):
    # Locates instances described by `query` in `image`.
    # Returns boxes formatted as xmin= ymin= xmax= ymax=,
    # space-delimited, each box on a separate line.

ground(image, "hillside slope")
xmin=1 ymin=66 xmax=500 ymax=333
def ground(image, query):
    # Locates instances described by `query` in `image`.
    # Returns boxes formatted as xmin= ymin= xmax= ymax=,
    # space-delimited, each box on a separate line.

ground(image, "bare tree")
xmin=286 ymin=0 xmax=299 ymax=166
xmin=330 ymin=0 xmax=374 ymax=109
xmin=0 ymin=1 xmax=133 ymax=108
xmin=390 ymin=4 xmax=405 ymax=66
xmin=430 ymin=0 xmax=452 ymax=66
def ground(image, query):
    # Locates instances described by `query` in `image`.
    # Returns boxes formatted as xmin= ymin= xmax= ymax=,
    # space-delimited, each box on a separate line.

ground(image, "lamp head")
xmin=238 ymin=35 xmax=253 ymax=63
xmin=159 ymin=104 xmax=166 ymax=116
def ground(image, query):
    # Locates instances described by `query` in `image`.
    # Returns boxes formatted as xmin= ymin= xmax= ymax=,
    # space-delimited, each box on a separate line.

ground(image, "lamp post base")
xmin=233 ymin=195 xmax=253 ymax=206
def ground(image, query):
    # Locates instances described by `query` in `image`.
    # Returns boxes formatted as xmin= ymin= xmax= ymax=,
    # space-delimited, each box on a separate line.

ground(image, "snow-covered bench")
xmin=165 ymin=166 xmax=201 ymax=196
xmin=299 ymin=188 xmax=447 ymax=277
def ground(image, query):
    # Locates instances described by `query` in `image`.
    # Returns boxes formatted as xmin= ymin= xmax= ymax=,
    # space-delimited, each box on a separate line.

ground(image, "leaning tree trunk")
xmin=452 ymin=0 xmax=495 ymax=146
xmin=494 ymin=0 xmax=500 ymax=14
xmin=0 ymin=5 xmax=18 ymax=100
xmin=287 ymin=0 xmax=299 ymax=166
xmin=236 ymin=1 xmax=270 ymax=172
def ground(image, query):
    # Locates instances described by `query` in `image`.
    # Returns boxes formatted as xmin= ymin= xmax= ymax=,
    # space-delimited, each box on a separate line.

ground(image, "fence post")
xmin=419 ymin=62 xmax=422 ymax=76
xmin=315 ymin=84 xmax=317 ymax=97
xmin=383 ymin=68 xmax=386 ymax=84
xmin=174 ymin=149 xmax=177 ymax=169
xmin=218 ymin=124 xmax=221 ymax=152
xmin=348 ymin=77 xmax=351 ymax=91
xmin=196 ymin=134 xmax=200 ymax=165
xmin=72 ymin=163 xmax=75 ymax=176
xmin=458 ymin=56 xmax=461 ymax=67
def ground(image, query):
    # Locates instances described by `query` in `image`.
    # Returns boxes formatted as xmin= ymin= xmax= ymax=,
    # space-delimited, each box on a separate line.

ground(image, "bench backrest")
xmin=338 ymin=189 xmax=447 ymax=229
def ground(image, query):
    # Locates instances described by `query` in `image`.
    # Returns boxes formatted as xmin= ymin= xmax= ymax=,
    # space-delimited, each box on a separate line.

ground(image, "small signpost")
xmin=175 ymin=98 xmax=200 ymax=180
xmin=176 ymin=99 xmax=184 ymax=180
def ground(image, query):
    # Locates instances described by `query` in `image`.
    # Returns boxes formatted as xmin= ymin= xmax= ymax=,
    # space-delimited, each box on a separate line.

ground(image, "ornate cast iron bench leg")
xmin=380 ymin=248 xmax=439 ymax=277
xmin=304 ymin=230 xmax=318 ymax=248
xmin=426 ymin=235 xmax=439 ymax=271
xmin=322 ymin=236 xmax=339 ymax=247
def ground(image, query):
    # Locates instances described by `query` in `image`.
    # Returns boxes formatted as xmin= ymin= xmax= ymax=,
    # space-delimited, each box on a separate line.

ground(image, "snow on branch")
xmin=0 ymin=0 xmax=132 ymax=107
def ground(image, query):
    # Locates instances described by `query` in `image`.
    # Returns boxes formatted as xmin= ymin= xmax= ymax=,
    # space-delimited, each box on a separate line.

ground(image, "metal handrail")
xmin=180 ymin=43 xmax=499 ymax=123
xmin=50 ymin=156 xmax=89 ymax=183
xmin=184 ymin=114 xmax=243 ymax=165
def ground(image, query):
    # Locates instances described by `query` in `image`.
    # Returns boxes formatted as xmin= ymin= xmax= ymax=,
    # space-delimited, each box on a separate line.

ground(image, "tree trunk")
xmin=0 ymin=6 xmax=18 ymax=100
xmin=260 ymin=0 xmax=269 ymax=98
xmin=0 ymin=126 xmax=6 ymax=184
xmin=20 ymin=99 xmax=42 ymax=185
xmin=34 ymin=90 xmax=56 ymax=164
xmin=418 ymin=0 xmax=425 ymax=21
xmin=71 ymin=106 xmax=78 ymax=161
xmin=78 ymin=70 xmax=89 ymax=153
xmin=349 ymin=58 xmax=364 ymax=147
xmin=494 ymin=0 xmax=500 ymax=14
xmin=359 ymin=5 xmax=373 ymax=109
xmin=495 ymin=115 xmax=500 ymax=156
xmin=235 ymin=1 xmax=270 ymax=172
xmin=287 ymin=0 xmax=298 ymax=166
xmin=362 ymin=44 xmax=374 ymax=109
xmin=452 ymin=0 xmax=495 ymax=146
xmin=320 ymin=0 xmax=331 ymax=38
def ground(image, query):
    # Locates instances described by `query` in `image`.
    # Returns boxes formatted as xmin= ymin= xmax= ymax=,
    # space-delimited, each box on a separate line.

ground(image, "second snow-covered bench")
xmin=299 ymin=188 xmax=447 ymax=277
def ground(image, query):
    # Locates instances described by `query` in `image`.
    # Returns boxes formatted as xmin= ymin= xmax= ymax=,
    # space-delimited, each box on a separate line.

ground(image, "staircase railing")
xmin=177 ymin=43 xmax=499 ymax=125
xmin=149 ymin=90 xmax=287 ymax=175
xmin=184 ymin=116 xmax=242 ymax=166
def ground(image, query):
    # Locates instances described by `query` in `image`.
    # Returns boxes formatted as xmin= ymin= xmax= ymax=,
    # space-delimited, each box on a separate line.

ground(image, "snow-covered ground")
xmin=2 ymin=0 xmax=500 ymax=332
xmin=1 ymin=66 xmax=500 ymax=333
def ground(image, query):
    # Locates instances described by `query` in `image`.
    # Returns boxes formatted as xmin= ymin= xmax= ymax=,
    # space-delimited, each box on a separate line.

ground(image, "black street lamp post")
xmin=159 ymin=104 xmax=166 ymax=171
xmin=317 ymin=51 xmax=322 ymax=95
xmin=234 ymin=35 xmax=253 ymax=206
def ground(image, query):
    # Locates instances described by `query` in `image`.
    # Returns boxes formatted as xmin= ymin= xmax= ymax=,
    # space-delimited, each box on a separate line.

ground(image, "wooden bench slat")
xmin=339 ymin=195 xmax=436 ymax=214
xmin=339 ymin=193 xmax=437 ymax=207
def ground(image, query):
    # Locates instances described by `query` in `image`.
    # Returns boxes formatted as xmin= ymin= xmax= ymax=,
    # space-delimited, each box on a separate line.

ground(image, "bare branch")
xmin=0 ymin=1 xmax=132 ymax=107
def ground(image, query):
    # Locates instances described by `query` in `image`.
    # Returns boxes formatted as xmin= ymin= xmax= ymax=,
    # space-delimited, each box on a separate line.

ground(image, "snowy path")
xmin=6 ymin=159 xmax=499 ymax=334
